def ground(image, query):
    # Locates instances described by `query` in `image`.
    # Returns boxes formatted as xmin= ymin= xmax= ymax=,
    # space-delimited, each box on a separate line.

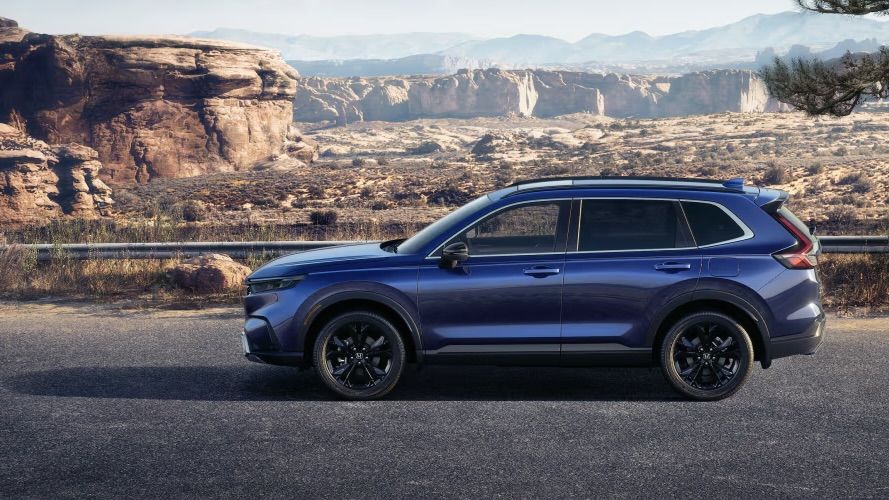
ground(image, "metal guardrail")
xmin=1 ymin=241 xmax=364 ymax=261
xmin=816 ymin=236 xmax=889 ymax=253
xmin=0 ymin=236 xmax=886 ymax=260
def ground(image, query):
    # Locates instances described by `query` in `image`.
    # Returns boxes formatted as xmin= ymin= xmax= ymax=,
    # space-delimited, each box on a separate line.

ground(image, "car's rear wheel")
xmin=313 ymin=311 xmax=405 ymax=400
xmin=660 ymin=312 xmax=754 ymax=401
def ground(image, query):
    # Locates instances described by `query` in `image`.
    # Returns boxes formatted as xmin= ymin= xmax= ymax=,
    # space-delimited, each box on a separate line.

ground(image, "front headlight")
xmin=246 ymin=276 xmax=305 ymax=294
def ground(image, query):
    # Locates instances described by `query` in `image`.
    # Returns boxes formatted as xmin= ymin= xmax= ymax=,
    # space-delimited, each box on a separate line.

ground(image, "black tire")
xmin=313 ymin=311 xmax=406 ymax=400
xmin=660 ymin=312 xmax=754 ymax=401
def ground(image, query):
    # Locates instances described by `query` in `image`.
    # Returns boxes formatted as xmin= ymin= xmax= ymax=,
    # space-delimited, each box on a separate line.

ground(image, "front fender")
xmin=293 ymin=281 xmax=424 ymax=362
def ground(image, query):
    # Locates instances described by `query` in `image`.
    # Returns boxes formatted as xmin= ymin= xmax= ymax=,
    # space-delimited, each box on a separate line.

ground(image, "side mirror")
xmin=440 ymin=241 xmax=469 ymax=269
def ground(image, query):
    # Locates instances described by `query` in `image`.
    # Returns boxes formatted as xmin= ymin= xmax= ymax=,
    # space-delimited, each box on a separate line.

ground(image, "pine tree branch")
xmin=796 ymin=0 xmax=889 ymax=15
xmin=760 ymin=48 xmax=889 ymax=116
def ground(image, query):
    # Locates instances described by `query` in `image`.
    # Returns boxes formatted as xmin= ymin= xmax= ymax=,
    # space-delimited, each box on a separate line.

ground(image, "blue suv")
xmin=242 ymin=177 xmax=824 ymax=400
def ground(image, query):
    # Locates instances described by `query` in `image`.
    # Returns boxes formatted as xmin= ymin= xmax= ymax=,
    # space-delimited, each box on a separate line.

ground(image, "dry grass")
xmin=820 ymin=254 xmax=889 ymax=312
xmin=0 ymin=247 xmax=246 ymax=305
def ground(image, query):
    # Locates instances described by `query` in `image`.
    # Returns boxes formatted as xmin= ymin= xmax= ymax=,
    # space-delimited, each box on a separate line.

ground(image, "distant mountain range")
xmin=187 ymin=29 xmax=477 ymax=60
xmin=191 ymin=11 xmax=889 ymax=76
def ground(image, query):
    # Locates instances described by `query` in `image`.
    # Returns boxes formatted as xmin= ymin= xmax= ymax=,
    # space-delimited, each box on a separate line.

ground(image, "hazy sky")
xmin=5 ymin=0 xmax=815 ymax=40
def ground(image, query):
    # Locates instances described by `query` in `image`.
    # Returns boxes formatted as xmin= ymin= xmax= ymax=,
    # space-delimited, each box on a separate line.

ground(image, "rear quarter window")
xmin=681 ymin=201 xmax=748 ymax=246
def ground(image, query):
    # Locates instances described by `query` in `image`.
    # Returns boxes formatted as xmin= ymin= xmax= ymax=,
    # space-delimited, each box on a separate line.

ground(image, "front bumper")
xmin=770 ymin=314 xmax=826 ymax=360
xmin=241 ymin=331 xmax=305 ymax=366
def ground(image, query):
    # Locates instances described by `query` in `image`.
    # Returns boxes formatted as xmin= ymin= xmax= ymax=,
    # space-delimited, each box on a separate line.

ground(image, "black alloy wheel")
xmin=314 ymin=311 xmax=405 ymax=400
xmin=660 ymin=312 xmax=754 ymax=401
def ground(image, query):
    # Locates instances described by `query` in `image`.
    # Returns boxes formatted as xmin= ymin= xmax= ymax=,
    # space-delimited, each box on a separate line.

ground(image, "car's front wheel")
xmin=313 ymin=311 xmax=406 ymax=400
xmin=660 ymin=312 xmax=754 ymax=401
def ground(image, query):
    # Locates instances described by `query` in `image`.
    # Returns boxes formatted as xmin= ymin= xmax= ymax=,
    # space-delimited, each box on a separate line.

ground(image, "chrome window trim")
xmin=424 ymin=198 xmax=572 ymax=259
xmin=680 ymin=199 xmax=755 ymax=248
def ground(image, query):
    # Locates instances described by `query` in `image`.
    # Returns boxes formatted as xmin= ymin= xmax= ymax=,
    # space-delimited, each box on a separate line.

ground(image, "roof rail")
xmin=507 ymin=175 xmax=744 ymax=188
xmin=506 ymin=176 xmax=748 ymax=193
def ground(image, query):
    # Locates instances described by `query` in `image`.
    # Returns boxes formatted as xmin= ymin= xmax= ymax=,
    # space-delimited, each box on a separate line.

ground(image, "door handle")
xmin=654 ymin=262 xmax=692 ymax=272
xmin=523 ymin=267 xmax=561 ymax=277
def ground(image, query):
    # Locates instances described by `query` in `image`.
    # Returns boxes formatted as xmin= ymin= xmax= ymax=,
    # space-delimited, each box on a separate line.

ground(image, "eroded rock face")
xmin=659 ymin=70 xmax=790 ymax=116
xmin=294 ymin=69 xmax=783 ymax=123
xmin=0 ymin=125 xmax=113 ymax=223
xmin=0 ymin=20 xmax=299 ymax=185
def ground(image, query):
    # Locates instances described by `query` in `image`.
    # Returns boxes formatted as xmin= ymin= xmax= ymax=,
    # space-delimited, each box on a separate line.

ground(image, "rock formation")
xmin=0 ymin=124 xmax=113 ymax=224
xmin=294 ymin=68 xmax=787 ymax=123
xmin=658 ymin=70 xmax=791 ymax=116
xmin=0 ymin=19 xmax=299 ymax=185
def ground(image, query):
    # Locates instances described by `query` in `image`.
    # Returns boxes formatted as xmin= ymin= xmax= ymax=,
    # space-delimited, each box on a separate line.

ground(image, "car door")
xmin=560 ymin=198 xmax=702 ymax=365
xmin=418 ymin=199 xmax=571 ymax=364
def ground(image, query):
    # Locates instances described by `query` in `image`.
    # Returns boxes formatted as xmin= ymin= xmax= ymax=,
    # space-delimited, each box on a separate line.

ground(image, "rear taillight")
xmin=773 ymin=215 xmax=818 ymax=269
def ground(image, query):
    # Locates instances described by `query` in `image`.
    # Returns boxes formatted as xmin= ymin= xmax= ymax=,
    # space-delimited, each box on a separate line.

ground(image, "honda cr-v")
xmin=242 ymin=177 xmax=824 ymax=400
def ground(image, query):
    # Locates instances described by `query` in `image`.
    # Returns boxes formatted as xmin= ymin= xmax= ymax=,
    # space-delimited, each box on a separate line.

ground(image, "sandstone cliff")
xmin=0 ymin=19 xmax=299 ymax=185
xmin=0 ymin=124 xmax=113 ymax=224
xmin=294 ymin=69 xmax=786 ymax=123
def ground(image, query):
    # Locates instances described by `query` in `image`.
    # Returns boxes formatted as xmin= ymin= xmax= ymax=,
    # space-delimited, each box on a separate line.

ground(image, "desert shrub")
xmin=834 ymin=146 xmax=849 ymax=156
xmin=807 ymin=163 xmax=824 ymax=175
xmin=178 ymin=200 xmax=209 ymax=222
xmin=352 ymin=157 xmax=368 ymax=167
xmin=825 ymin=206 xmax=856 ymax=227
xmin=307 ymin=185 xmax=325 ymax=199
xmin=762 ymin=164 xmax=788 ymax=184
xmin=408 ymin=141 xmax=444 ymax=155
xmin=838 ymin=172 xmax=863 ymax=185
xmin=538 ymin=164 xmax=571 ymax=177
xmin=252 ymin=196 xmax=279 ymax=208
xmin=309 ymin=210 xmax=338 ymax=226
xmin=494 ymin=164 xmax=516 ymax=188
xmin=851 ymin=177 xmax=874 ymax=194
xmin=426 ymin=187 xmax=472 ymax=206
xmin=0 ymin=245 xmax=37 ymax=293
xmin=698 ymin=166 xmax=719 ymax=177
xmin=375 ymin=157 xmax=390 ymax=166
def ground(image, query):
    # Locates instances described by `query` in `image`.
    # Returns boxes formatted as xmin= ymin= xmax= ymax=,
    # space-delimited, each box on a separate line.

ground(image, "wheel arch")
xmin=650 ymin=290 xmax=773 ymax=368
xmin=301 ymin=291 xmax=423 ymax=366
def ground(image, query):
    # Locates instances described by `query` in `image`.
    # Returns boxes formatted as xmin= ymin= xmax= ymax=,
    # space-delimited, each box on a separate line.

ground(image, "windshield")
xmin=396 ymin=195 xmax=492 ymax=254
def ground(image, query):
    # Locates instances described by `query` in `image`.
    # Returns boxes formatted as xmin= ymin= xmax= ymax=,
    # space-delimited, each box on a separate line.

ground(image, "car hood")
xmin=247 ymin=242 xmax=391 ymax=279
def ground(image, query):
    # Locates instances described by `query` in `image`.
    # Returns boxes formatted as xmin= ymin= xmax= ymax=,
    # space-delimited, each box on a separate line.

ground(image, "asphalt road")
xmin=1 ymin=302 xmax=887 ymax=499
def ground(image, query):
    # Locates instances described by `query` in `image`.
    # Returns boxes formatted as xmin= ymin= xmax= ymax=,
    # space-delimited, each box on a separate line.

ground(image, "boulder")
xmin=166 ymin=254 xmax=251 ymax=293
xmin=0 ymin=20 xmax=298 ymax=185
xmin=284 ymin=130 xmax=319 ymax=163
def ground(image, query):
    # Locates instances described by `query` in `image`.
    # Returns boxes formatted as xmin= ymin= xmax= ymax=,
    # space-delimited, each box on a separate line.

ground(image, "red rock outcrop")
xmin=0 ymin=124 xmax=113 ymax=224
xmin=0 ymin=19 xmax=299 ymax=185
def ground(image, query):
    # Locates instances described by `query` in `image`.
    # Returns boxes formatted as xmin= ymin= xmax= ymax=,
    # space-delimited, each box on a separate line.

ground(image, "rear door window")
xmin=681 ymin=201 xmax=749 ymax=246
xmin=577 ymin=199 xmax=693 ymax=252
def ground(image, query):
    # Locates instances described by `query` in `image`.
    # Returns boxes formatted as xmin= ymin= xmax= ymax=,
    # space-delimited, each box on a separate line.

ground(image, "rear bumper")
xmin=241 ymin=332 xmax=305 ymax=366
xmin=770 ymin=314 xmax=825 ymax=360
